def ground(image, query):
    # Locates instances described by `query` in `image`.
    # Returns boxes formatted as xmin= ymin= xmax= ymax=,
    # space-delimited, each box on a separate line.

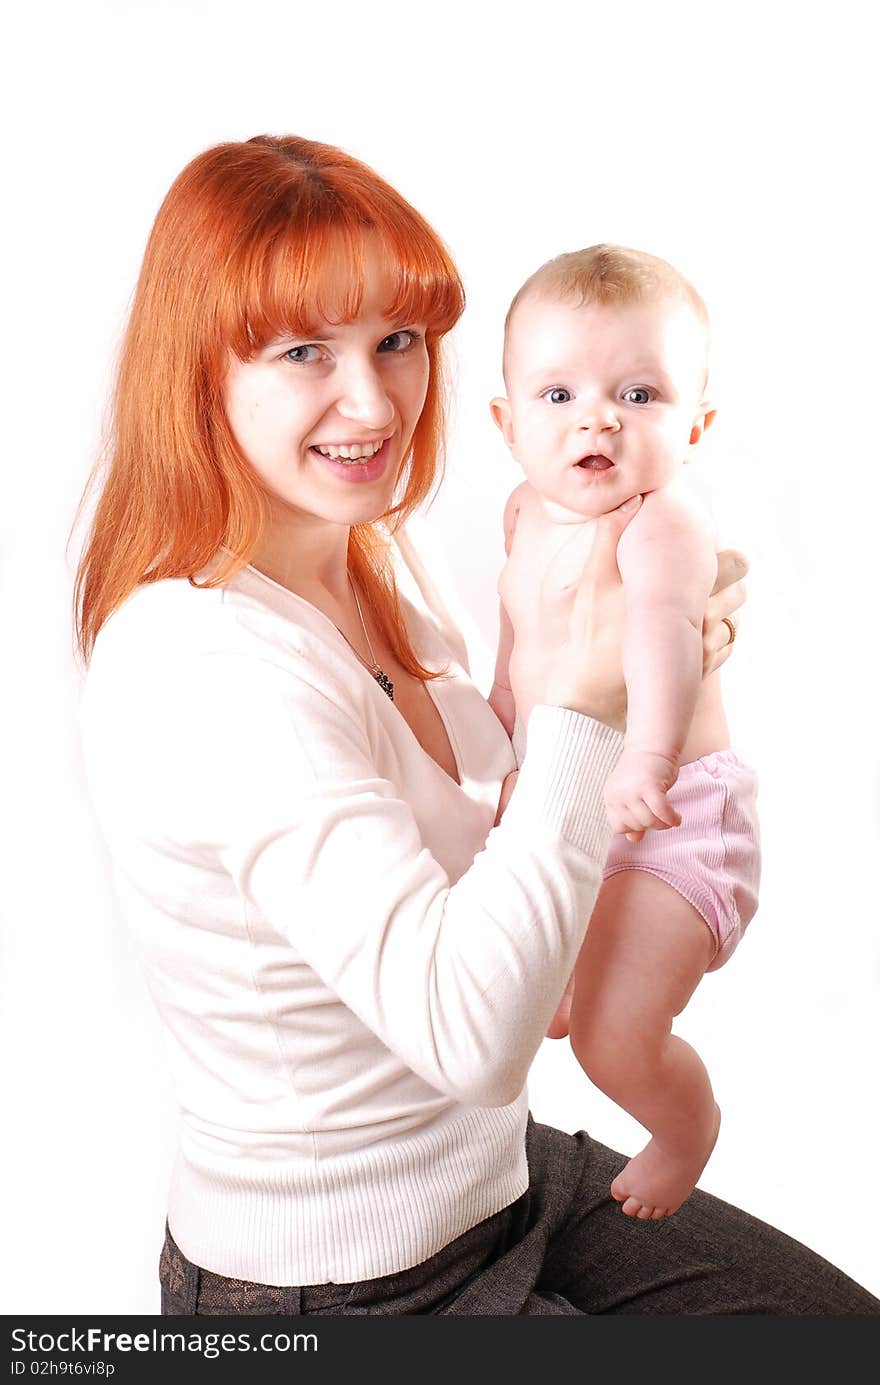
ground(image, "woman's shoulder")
xmin=85 ymin=566 xmax=365 ymax=711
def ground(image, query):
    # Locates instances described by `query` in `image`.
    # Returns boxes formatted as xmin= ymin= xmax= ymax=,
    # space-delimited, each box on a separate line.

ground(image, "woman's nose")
xmin=336 ymin=361 xmax=395 ymax=428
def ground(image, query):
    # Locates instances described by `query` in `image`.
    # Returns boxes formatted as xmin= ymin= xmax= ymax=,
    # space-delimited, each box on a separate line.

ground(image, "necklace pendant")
xmin=372 ymin=666 xmax=395 ymax=702
xmin=348 ymin=577 xmax=394 ymax=702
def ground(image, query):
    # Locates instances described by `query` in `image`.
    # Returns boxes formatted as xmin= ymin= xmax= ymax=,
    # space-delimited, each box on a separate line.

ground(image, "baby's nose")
xmin=578 ymin=401 xmax=620 ymax=429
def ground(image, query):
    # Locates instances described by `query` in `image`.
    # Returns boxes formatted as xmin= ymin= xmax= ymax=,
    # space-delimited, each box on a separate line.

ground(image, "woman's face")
xmin=224 ymin=244 xmax=430 ymax=532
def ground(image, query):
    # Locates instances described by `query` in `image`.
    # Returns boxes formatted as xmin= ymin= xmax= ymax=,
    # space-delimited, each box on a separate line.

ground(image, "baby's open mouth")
xmin=576 ymin=454 xmax=614 ymax=470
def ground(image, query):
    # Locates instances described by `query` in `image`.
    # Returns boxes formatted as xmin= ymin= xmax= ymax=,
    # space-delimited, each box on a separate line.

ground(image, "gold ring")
xmin=721 ymin=616 xmax=736 ymax=647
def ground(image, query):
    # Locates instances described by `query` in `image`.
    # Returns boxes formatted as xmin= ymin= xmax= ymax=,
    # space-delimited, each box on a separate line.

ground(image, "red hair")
xmin=73 ymin=135 xmax=465 ymax=672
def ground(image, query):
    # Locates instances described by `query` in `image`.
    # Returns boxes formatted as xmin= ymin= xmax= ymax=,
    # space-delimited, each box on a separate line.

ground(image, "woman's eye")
xmin=622 ymin=387 xmax=654 ymax=404
xmin=283 ymin=344 xmax=322 ymax=365
xmin=543 ymin=387 xmax=572 ymax=404
xmin=378 ymin=330 xmax=419 ymax=353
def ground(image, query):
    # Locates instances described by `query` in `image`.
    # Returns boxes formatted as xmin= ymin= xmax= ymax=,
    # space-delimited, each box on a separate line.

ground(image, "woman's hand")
xmin=540 ymin=494 xmax=643 ymax=732
xmin=703 ymin=550 xmax=748 ymax=676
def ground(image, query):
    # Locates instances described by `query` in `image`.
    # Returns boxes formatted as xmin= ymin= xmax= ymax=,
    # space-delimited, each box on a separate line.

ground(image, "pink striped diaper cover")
xmin=603 ymin=749 xmax=760 ymax=971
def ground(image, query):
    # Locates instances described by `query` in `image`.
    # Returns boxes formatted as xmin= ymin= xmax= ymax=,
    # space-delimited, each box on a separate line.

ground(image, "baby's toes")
xmin=620 ymin=1196 xmax=643 ymax=1217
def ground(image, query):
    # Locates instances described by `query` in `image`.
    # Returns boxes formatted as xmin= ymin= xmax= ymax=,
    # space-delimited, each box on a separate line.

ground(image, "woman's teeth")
xmin=314 ymin=441 xmax=384 ymax=462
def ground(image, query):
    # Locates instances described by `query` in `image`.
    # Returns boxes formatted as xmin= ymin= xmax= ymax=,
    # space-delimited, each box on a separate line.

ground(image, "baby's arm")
xmin=605 ymin=490 xmax=717 ymax=839
xmin=488 ymin=485 xmax=526 ymax=738
xmin=489 ymin=603 xmax=517 ymax=738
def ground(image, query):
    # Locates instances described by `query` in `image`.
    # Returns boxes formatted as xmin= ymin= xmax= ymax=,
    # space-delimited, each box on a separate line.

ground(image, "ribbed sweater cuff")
xmin=507 ymin=706 xmax=624 ymax=860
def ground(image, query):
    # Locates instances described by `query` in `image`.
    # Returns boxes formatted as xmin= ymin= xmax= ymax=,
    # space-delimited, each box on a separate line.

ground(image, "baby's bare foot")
xmin=610 ymin=1104 xmax=721 ymax=1220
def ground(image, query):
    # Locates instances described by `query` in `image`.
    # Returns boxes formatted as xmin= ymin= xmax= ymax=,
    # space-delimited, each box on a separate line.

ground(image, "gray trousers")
xmin=160 ymin=1117 xmax=878 ymax=1315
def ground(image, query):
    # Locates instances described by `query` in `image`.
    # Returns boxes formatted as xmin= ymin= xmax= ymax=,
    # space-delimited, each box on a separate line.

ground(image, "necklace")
xmin=349 ymin=580 xmax=395 ymax=702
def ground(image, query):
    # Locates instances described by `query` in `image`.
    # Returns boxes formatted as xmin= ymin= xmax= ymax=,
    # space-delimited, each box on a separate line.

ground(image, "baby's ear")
xmin=490 ymin=396 xmax=516 ymax=447
xmin=688 ymin=401 xmax=717 ymax=448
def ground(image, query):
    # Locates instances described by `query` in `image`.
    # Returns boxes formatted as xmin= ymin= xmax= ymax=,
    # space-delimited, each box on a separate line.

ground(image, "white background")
xmin=2 ymin=0 xmax=878 ymax=1314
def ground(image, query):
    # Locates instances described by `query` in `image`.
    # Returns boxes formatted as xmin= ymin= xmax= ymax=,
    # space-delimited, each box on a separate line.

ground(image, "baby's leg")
xmin=570 ymin=870 xmax=718 ymax=1220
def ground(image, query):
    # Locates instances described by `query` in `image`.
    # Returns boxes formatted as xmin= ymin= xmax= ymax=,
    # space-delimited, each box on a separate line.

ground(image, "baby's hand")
xmin=604 ymin=750 xmax=681 ymax=842
xmin=494 ymin=769 xmax=519 ymax=826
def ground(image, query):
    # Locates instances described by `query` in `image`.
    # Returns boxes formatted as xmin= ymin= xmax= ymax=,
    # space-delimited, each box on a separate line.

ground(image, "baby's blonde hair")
xmin=502 ymin=243 xmax=708 ymax=380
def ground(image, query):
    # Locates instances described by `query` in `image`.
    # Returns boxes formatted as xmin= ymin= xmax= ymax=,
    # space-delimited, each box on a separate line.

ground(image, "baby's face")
xmin=492 ymin=292 xmax=713 ymax=520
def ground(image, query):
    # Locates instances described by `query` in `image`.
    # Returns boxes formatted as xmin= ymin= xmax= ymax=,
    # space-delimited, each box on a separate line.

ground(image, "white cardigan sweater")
xmin=79 ymin=556 xmax=622 ymax=1286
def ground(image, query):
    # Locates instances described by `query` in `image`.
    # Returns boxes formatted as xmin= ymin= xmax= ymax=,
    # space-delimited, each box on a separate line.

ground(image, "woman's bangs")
xmin=370 ymin=216 xmax=464 ymax=337
xmin=229 ymin=221 xmax=361 ymax=355
xmin=231 ymin=205 xmax=463 ymax=356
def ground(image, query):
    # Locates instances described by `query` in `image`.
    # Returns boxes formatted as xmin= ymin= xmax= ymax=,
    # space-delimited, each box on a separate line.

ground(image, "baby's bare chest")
xmin=500 ymin=514 xmax=598 ymax=640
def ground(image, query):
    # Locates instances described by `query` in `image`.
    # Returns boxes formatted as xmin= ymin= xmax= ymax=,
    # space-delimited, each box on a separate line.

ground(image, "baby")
xmin=490 ymin=245 xmax=760 ymax=1219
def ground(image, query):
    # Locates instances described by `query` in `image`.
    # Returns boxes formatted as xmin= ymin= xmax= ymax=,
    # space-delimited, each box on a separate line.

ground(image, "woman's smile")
xmin=309 ymin=434 xmax=394 ymax=483
xmin=311 ymin=437 xmax=390 ymax=461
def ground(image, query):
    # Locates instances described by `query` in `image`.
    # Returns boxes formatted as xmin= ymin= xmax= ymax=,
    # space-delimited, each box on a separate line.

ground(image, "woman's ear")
xmin=490 ymin=396 xmax=516 ymax=448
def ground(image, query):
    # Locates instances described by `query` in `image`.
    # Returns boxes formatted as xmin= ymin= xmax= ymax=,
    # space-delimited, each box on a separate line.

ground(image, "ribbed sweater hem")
xmin=166 ymin=1096 xmax=529 ymax=1286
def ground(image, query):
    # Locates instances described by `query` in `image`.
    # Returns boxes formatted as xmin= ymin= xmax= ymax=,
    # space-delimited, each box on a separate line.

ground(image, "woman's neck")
xmin=247 ymin=509 xmax=352 ymax=605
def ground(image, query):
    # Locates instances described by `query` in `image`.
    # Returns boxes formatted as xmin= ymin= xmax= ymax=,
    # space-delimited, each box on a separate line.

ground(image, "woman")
xmin=75 ymin=135 xmax=878 ymax=1315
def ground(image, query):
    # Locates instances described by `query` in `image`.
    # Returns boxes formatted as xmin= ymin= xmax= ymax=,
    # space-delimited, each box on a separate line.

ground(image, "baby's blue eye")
xmin=623 ymin=387 xmax=653 ymax=404
xmin=544 ymin=387 xmax=571 ymax=404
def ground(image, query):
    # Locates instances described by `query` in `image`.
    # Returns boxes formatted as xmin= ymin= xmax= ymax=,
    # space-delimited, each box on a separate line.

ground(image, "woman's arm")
xmin=120 ymin=655 xmax=621 ymax=1109
xmin=83 ymin=502 xmax=642 ymax=1111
